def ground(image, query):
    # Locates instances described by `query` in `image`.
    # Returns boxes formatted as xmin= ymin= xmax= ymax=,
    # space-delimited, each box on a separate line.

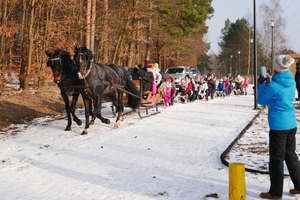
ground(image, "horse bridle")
xmin=74 ymin=52 xmax=91 ymax=76
xmin=47 ymin=57 xmax=62 ymax=81
xmin=47 ymin=56 xmax=75 ymax=83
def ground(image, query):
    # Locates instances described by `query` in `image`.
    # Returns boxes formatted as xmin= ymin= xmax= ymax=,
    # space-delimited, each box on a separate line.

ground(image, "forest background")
xmin=0 ymin=0 xmax=297 ymax=91
xmin=0 ymin=0 xmax=214 ymax=90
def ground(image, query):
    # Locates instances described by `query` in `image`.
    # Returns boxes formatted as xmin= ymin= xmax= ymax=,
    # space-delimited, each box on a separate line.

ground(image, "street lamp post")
xmin=250 ymin=39 xmax=254 ymax=84
xmin=230 ymin=55 xmax=233 ymax=74
xmin=254 ymin=0 xmax=258 ymax=109
xmin=271 ymin=21 xmax=275 ymax=75
xmin=238 ymin=51 xmax=241 ymax=75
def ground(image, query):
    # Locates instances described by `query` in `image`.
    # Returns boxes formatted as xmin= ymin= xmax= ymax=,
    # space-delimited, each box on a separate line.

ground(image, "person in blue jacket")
xmin=216 ymin=78 xmax=225 ymax=97
xmin=258 ymin=55 xmax=300 ymax=199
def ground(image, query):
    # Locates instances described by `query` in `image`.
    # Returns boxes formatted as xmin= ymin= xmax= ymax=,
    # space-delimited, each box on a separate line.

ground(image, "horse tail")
xmin=124 ymin=72 xmax=140 ymax=110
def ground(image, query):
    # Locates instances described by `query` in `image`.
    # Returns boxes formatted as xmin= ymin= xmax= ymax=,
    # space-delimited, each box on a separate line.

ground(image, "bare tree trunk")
xmin=145 ymin=2 xmax=152 ymax=61
xmin=0 ymin=0 xmax=8 ymax=76
xmin=103 ymin=0 xmax=108 ymax=63
xmin=247 ymin=28 xmax=251 ymax=75
xmin=136 ymin=18 xmax=141 ymax=65
xmin=19 ymin=0 xmax=28 ymax=89
xmin=85 ymin=0 xmax=91 ymax=49
xmin=78 ymin=0 xmax=84 ymax=45
xmin=24 ymin=0 xmax=36 ymax=90
xmin=127 ymin=0 xmax=139 ymax=68
xmin=90 ymin=0 xmax=96 ymax=53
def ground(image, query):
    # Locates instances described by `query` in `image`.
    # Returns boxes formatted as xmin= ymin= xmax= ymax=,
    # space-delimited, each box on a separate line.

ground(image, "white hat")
xmin=219 ymin=78 xmax=223 ymax=82
xmin=273 ymin=55 xmax=295 ymax=73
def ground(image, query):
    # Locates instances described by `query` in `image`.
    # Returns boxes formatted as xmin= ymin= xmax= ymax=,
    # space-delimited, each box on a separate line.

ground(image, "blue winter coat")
xmin=257 ymin=70 xmax=297 ymax=130
xmin=217 ymin=82 xmax=225 ymax=91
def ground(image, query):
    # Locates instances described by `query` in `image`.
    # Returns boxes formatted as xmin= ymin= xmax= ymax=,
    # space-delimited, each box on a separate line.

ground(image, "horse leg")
xmin=81 ymin=92 xmax=91 ymax=135
xmin=114 ymin=90 xmax=124 ymax=129
xmin=89 ymin=98 xmax=97 ymax=125
xmin=95 ymin=94 xmax=110 ymax=124
xmin=70 ymin=92 xmax=82 ymax=126
xmin=61 ymin=88 xmax=72 ymax=131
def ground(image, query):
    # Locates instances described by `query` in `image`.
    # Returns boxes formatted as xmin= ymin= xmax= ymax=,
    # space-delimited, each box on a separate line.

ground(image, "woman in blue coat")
xmin=258 ymin=55 xmax=300 ymax=199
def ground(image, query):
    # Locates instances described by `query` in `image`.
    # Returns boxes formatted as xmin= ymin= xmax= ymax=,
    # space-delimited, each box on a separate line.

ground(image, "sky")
xmin=206 ymin=0 xmax=300 ymax=55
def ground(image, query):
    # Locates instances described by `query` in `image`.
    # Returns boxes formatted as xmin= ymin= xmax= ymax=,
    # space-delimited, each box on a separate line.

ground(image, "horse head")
xmin=73 ymin=46 xmax=94 ymax=76
xmin=45 ymin=49 xmax=77 ymax=85
xmin=45 ymin=49 xmax=63 ymax=84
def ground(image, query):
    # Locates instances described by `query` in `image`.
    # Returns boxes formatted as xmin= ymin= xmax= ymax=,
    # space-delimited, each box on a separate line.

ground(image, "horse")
xmin=45 ymin=49 xmax=95 ymax=134
xmin=73 ymin=46 xmax=140 ymax=131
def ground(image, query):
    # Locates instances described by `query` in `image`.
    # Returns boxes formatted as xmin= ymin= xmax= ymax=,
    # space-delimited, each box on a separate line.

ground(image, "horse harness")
xmin=83 ymin=62 xmax=125 ymax=88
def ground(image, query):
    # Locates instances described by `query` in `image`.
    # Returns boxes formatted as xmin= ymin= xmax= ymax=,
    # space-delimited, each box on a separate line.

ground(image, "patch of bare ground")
xmin=0 ymin=84 xmax=84 ymax=133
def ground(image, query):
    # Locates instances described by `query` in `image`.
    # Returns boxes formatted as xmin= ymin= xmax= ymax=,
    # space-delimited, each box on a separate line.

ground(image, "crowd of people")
xmin=129 ymin=60 xmax=250 ymax=105
xmin=131 ymin=60 xmax=175 ymax=106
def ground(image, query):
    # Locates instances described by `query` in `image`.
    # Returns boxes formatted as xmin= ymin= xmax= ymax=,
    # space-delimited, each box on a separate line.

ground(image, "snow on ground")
xmin=1 ymin=86 xmax=300 ymax=200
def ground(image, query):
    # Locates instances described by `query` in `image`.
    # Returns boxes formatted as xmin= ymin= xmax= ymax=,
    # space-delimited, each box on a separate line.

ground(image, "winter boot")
xmin=205 ymin=96 xmax=208 ymax=101
xmin=260 ymin=192 xmax=281 ymax=199
xmin=290 ymin=189 xmax=300 ymax=194
xmin=211 ymin=94 xmax=214 ymax=99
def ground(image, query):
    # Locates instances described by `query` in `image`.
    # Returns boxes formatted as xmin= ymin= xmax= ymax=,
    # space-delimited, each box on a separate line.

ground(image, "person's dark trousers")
xmin=296 ymin=82 xmax=300 ymax=99
xmin=142 ymin=82 xmax=151 ymax=95
xmin=205 ymin=89 xmax=210 ymax=97
xmin=269 ymin=128 xmax=300 ymax=196
xmin=171 ymin=97 xmax=174 ymax=105
xmin=224 ymin=89 xmax=228 ymax=96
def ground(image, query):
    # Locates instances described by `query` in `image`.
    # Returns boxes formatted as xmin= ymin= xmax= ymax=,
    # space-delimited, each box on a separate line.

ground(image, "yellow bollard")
xmin=229 ymin=162 xmax=246 ymax=200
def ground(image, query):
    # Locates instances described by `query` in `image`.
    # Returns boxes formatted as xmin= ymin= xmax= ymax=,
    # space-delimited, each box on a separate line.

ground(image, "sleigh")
xmin=131 ymin=79 xmax=164 ymax=118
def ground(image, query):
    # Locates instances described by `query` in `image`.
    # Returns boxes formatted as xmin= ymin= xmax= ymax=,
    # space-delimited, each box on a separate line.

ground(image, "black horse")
xmin=45 ymin=49 xmax=95 ymax=134
xmin=73 ymin=46 xmax=140 ymax=130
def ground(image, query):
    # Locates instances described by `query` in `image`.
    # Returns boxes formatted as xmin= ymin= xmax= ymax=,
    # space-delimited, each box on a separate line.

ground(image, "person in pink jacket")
xmin=151 ymin=63 xmax=162 ymax=98
xmin=163 ymin=78 xmax=174 ymax=106
xmin=242 ymin=77 xmax=249 ymax=95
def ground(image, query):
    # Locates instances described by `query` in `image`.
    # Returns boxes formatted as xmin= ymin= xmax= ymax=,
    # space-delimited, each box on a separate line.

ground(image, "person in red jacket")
xmin=223 ymin=77 xmax=230 ymax=96
xmin=183 ymin=75 xmax=194 ymax=101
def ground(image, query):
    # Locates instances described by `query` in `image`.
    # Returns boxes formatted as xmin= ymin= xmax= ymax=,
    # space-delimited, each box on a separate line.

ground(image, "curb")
xmin=220 ymin=106 xmax=281 ymax=175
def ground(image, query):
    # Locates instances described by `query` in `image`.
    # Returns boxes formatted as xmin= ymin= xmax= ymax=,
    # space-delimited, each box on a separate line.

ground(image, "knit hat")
xmin=200 ymin=77 xmax=204 ymax=83
xmin=138 ymin=64 xmax=143 ymax=69
xmin=219 ymin=78 xmax=223 ymax=82
xmin=207 ymin=73 xmax=212 ymax=77
xmin=166 ymin=78 xmax=171 ymax=83
xmin=273 ymin=55 xmax=294 ymax=73
xmin=145 ymin=60 xmax=152 ymax=68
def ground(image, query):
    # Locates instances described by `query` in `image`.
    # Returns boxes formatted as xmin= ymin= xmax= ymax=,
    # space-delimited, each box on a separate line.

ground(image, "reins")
xmin=48 ymin=57 xmax=76 ymax=80
xmin=74 ymin=51 xmax=143 ymax=100
xmin=95 ymin=62 xmax=142 ymax=99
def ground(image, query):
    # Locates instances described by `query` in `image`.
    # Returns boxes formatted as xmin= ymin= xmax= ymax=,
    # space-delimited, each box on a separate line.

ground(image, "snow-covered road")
xmin=1 ymin=93 xmax=300 ymax=199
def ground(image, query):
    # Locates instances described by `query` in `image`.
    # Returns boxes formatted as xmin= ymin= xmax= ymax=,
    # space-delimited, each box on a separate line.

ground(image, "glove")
xmin=258 ymin=76 xmax=265 ymax=84
xmin=266 ymin=74 xmax=271 ymax=84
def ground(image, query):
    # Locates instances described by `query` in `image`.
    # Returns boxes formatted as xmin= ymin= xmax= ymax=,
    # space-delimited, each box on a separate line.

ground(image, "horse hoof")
xmin=114 ymin=125 xmax=119 ymax=129
xmin=106 ymin=119 xmax=110 ymax=124
xmin=89 ymin=120 xmax=94 ymax=125
xmin=81 ymin=130 xmax=88 ymax=135
xmin=77 ymin=120 xmax=82 ymax=126
xmin=120 ymin=116 xmax=124 ymax=121
xmin=65 ymin=127 xmax=71 ymax=131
